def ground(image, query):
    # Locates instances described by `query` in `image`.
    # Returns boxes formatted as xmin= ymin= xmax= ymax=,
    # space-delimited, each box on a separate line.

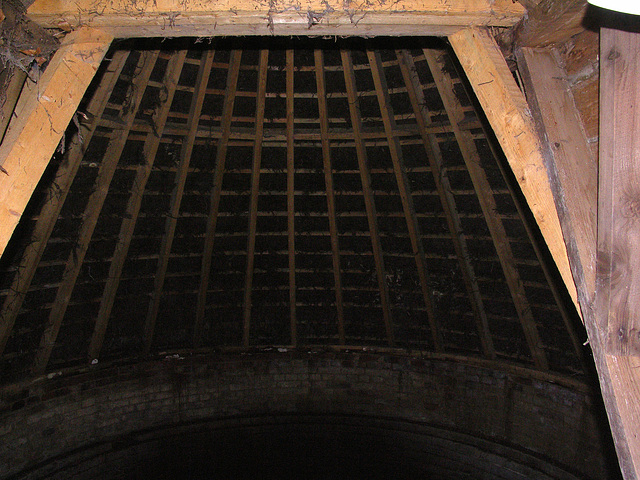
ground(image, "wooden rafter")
xmin=88 ymin=50 xmax=188 ymax=361
xmin=341 ymin=50 xmax=394 ymax=347
xmin=448 ymin=27 xmax=579 ymax=319
xmin=27 ymin=0 xmax=524 ymax=38
xmin=425 ymin=48 xmax=548 ymax=370
xmin=396 ymin=49 xmax=494 ymax=359
xmin=31 ymin=49 xmax=158 ymax=375
xmin=242 ymin=49 xmax=269 ymax=347
xmin=286 ymin=49 xmax=297 ymax=346
xmin=0 ymin=50 xmax=129 ymax=357
xmin=0 ymin=69 xmax=26 ymax=144
xmin=0 ymin=27 xmax=112 ymax=258
xmin=314 ymin=49 xmax=345 ymax=345
xmin=593 ymin=27 xmax=640 ymax=480
xmin=368 ymin=50 xmax=441 ymax=351
xmin=143 ymin=49 xmax=215 ymax=353
xmin=194 ymin=50 xmax=242 ymax=348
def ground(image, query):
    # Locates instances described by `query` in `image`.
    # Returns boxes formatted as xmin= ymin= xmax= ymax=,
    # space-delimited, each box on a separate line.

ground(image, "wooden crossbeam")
xmin=425 ymin=48 xmax=548 ymax=371
xmin=28 ymin=0 xmax=524 ymax=38
xmin=368 ymin=50 xmax=441 ymax=351
xmin=0 ymin=28 xmax=112 ymax=258
xmin=448 ymin=27 xmax=579 ymax=318
xmin=397 ymin=49 xmax=494 ymax=359
xmin=88 ymin=50 xmax=188 ymax=361
xmin=287 ymin=49 xmax=297 ymax=347
xmin=31 ymin=49 xmax=158 ymax=375
xmin=143 ymin=49 xmax=215 ymax=353
xmin=341 ymin=50 xmax=394 ymax=347
xmin=0 ymin=51 xmax=128 ymax=357
xmin=242 ymin=49 xmax=269 ymax=348
xmin=194 ymin=50 xmax=242 ymax=348
xmin=315 ymin=49 xmax=346 ymax=345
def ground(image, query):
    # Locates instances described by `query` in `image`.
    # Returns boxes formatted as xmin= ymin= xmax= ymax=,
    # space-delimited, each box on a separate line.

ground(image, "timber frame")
xmin=1 ymin=0 xmax=639 ymax=479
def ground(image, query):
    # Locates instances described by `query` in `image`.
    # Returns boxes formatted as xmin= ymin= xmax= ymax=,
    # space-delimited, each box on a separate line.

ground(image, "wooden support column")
xmin=242 ymin=49 xmax=269 ymax=347
xmin=0 ymin=51 xmax=128 ymax=357
xmin=315 ymin=49 xmax=345 ymax=345
xmin=0 ymin=27 xmax=112 ymax=258
xmin=397 ymin=49 xmax=494 ymax=359
xmin=341 ymin=50 xmax=394 ymax=347
xmin=143 ymin=49 xmax=215 ymax=353
xmin=594 ymin=27 xmax=640 ymax=480
xmin=425 ymin=48 xmax=548 ymax=370
xmin=368 ymin=50 xmax=441 ymax=351
xmin=88 ymin=50 xmax=187 ymax=361
xmin=32 ymin=49 xmax=158 ymax=375
xmin=0 ymin=68 xmax=27 ymax=144
xmin=448 ymin=27 xmax=579 ymax=318
xmin=286 ymin=49 xmax=297 ymax=347
xmin=195 ymin=50 xmax=242 ymax=348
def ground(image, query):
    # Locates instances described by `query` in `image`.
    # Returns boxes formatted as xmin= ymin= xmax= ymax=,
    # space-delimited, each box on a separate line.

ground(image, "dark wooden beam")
xmin=397 ymin=49 xmax=494 ymax=359
xmin=143 ymin=49 xmax=215 ymax=353
xmin=341 ymin=50 xmax=395 ymax=347
xmin=0 ymin=51 xmax=129 ymax=357
xmin=286 ymin=48 xmax=297 ymax=347
xmin=195 ymin=50 xmax=242 ymax=348
xmin=89 ymin=50 xmax=187 ymax=361
xmin=315 ymin=49 xmax=345 ymax=345
xmin=242 ymin=49 xmax=269 ymax=348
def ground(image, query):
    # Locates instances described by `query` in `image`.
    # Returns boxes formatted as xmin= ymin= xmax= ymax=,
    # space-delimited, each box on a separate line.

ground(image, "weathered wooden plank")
xmin=425 ymin=47 xmax=548 ymax=370
xmin=368 ymin=50 xmax=441 ymax=351
xmin=31 ymin=49 xmax=157 ymax=375
xmin=397 ymin=49 xmax=494 ymax=359
xmin=315 ymin=49 xmax=345 ymax=345
xmin=143 ymin=49 xmax=215 ymax=353
xmin=28 ymin=0 xmax=524 ymax=38
xmin=242 ymin=49 xmax=269 ymax=348
xmin=515 ymin=0 xmax=589 ymax=48
xmin=516 ymin=47 xmax=597 ymax=320
xmin=194 ymin=50 xmax=242 ymax=348
xmin=286 ymin=48 xmax=297 ymax=347
xmin=0 ymin=68 xmax=27 ymax=144
xmin=0 ymin=27 xmax=112 ymax=258
xmin=449 ymin=27 xmax=579 ymax=317
xmin=88 ymin=50 xmax=187 ymax=361
xmin=0 ymin=50 xmax=128 ymax=357
xmin=341 ymin=50 xmax=395 ymax=347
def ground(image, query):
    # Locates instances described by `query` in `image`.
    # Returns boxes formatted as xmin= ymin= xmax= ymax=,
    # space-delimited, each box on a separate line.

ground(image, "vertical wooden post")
xmin=595 ymin=27 xmax=640 ymax=480
xmin=286 ymin=49 xmax=298 ymax=347
xmin=0 ymin=28 xmax=112 ymax=257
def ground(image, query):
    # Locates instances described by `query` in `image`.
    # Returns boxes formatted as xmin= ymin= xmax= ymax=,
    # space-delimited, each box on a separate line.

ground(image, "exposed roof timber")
xmin=27 ymin=0 xmax=525 ymax=38
xmin=448 ymin=27 xmax=579 ymax=319
xmin=514 ymin=0 xmax=589 ymax=48
xmin=286 ymin=49 xmax=297 ymax=346
xmin=0 ymin=27 xmax=112 ymax=261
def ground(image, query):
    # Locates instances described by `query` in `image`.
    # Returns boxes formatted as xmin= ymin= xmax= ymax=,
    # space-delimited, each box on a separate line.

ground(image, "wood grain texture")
xmin=516 ymin=47 xmax=597 ymax=317
xmin=515 ymin=0 xmax=589 ymax=48
xmin=449 ymin=27 xmax=579 ymax=318
xmin=28 ymin=0 xmax=524 ymax=37
xmin=0 ymin=27 xmax=112 ymax=257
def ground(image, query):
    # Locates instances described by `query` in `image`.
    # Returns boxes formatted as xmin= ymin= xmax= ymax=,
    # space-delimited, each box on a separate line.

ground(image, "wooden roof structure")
xmin=0 ymin=0 xmax=639 ymax=478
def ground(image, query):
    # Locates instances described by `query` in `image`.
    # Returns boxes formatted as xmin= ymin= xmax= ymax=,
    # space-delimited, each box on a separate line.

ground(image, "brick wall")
xmin=0 ymin=351 xmax=618 ymax=479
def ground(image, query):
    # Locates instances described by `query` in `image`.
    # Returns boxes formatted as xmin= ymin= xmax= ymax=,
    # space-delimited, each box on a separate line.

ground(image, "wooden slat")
xmin=242 ymin=49 xmax=269 ymax=347
xmin=88 ymin=50 xmax=187 ymax=361
xmin=143 ymin=49 xmax=216 ymax=353
xmin=315 ymin=49 xmax=346 ymax=345
xmin=194 ymin=50 xmax=242 ymax=348
xmin=31 ymin=50 xmax=157 ymax=375
xmin=286 ymin=48 xmax=297 ymax=347
xmin=425 ymin=48 xmax=548 ymax=370
xmin=341 ymin=50 xmax=394 ymax=347
xmin=397 ymin=49 xmax=494 ymax=358
xmin=0 ymin=27 xmax=112 ymax=258
xmin=594 ymin=27 xmax=640 ymax=480
xmin=0 ymin=51 xmax=129 ymax=357
xmin=28 ymin=0 xmax=524 ymax=38
xmin=368 ymin=50 xmax=441 ymax=351
xmin=448 ymin=27 xmax=579 ymax=317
